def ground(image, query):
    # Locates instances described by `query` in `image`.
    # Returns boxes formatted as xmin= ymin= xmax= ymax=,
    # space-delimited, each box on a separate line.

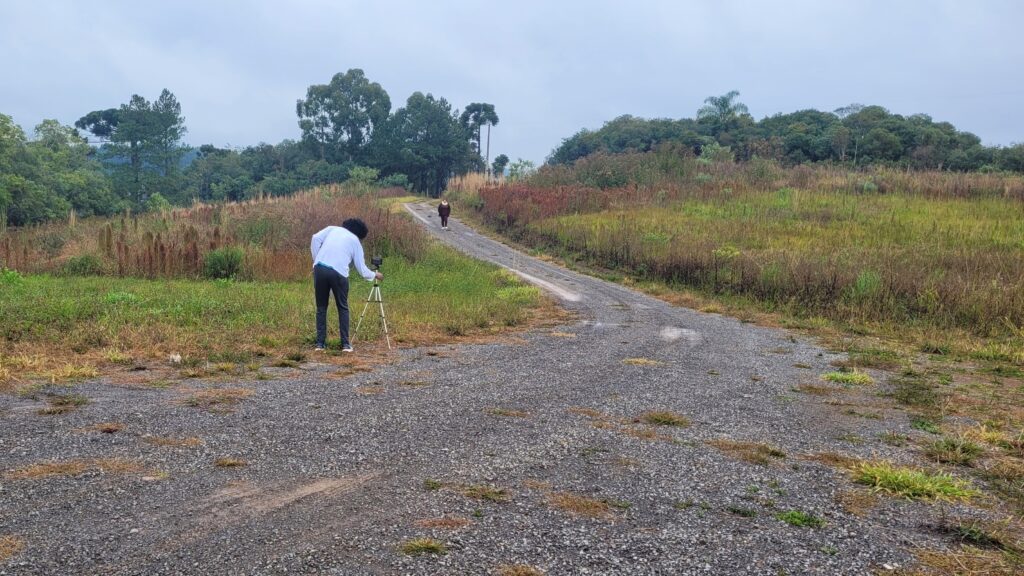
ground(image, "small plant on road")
xmin=400 ymin=538 xmax=447 ymax=556
xmin=822 ymin=371 xmax=873 ymax=386
xmin=776 ymin=510 xmax=825 ymax=528
xmin=638 ymin=411 xmax=690 ymax=427
xmin=854 ymin=461 xmax=976 ymax=501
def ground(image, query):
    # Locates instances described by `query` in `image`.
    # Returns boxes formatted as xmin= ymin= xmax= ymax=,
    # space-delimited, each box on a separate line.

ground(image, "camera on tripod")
xmin=356 ymin=254 xmax=391 ymax=350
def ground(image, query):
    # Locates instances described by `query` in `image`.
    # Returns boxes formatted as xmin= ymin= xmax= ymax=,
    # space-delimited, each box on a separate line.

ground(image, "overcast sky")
xmin=2 ymin=0 xmax=1022 ymax=164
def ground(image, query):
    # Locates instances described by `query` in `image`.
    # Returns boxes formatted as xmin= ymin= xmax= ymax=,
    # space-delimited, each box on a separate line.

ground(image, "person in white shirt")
xmin=309 ymin=218 xmax=383 ymax=352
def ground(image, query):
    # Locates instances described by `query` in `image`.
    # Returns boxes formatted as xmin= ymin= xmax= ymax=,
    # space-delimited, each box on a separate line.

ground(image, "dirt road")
xmin=0 ymin=205 xmax=961 ymax=575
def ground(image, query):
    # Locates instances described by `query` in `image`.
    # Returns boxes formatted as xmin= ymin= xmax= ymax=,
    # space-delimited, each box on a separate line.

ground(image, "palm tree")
xmin=697 ymin=91 xmax=749 ymax=135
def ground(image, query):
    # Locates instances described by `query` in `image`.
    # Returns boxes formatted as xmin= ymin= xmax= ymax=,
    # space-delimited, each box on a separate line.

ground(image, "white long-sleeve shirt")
xmin=310 ymin=226 xmax=376 ymax=281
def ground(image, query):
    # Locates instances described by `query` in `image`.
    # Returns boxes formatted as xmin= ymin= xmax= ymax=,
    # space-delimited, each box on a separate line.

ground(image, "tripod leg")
xmin=353 ymin=284 xmax=376 ymax=340
xmin=376 ymin=287 xmax=392 ymax=350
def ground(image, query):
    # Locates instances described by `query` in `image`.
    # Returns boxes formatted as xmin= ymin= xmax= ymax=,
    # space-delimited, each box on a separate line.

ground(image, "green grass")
xmin=925 ymin=436 xmax=983 ymax=466
xmin=822 ymin=371 xmax=874 ymax=386
xmin=775 ymin=510 xmax=825 ymax=528
xmin=0 ymin=246 xmax=541 ymax=385
xmin=911 ymin=415 xmax=943 ymax=435
xmin=854 ymin=461 xmax=977 ymax=501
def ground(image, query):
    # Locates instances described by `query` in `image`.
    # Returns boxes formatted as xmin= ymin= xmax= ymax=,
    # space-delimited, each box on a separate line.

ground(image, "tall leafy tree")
xmin=78 ymin=90 xmax=187 ymax=205
xmin=296 ymin=69 xmax=391 ymax=163
xmin=492 ymin=153 xmax=510 ymax=177
xmin=29 ymin=120 xmax=117 ymax=218
xmin=372 ymin=92 xmax=474 ymax=196
xmin=150 ymin=89 xmax=187 ymax=177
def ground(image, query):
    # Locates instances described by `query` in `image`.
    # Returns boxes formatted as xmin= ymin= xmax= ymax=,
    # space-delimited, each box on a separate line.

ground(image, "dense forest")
xmin=0 ymin=69 xmax=503 ymax=227
xmin=548 ymin=91 xmax=1024 ymax=171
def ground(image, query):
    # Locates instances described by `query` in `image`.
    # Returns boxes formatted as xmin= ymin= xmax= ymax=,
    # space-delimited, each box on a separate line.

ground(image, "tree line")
xmin=548 ymin=91 xmax=1024 ymax=172
xmin=1 ymin=69 xmax=504 ymax=227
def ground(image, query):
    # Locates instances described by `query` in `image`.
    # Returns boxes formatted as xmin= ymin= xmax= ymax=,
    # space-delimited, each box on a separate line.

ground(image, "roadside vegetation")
xmin=0 ymin=185 xmax=542 ymax=391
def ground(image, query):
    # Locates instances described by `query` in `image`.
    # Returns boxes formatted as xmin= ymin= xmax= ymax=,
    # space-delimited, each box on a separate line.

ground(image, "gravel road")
xmin=0 ymin=204 xmax=971 ymax=575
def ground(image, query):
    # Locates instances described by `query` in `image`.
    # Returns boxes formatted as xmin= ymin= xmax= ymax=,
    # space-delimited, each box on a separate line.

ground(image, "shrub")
xmin=203 ymin=247 xmax=244 ymax=279
xmin=347 ymin=166 xmax=379 ymax=185
xmin=379 ymin=173 xmax=410 ymax=189
xmin=60 ymin=254 xmax=106 ymax=276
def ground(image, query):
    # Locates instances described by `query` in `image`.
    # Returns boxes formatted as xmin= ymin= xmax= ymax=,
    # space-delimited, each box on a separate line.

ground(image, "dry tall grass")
xmin=469 ymin=153 xmax=1024 ymax=341
xmin=0 ymin=185 xmax=419 ymax=281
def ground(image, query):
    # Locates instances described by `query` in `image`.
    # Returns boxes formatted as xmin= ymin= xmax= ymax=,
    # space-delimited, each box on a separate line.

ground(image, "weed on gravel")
xmin=935 ymin=518 xmax=1023 ymax=554
xmin=622 ymin=357 xmax=662 ymax=366
xmin=461 ymin=485 xmax=510 ymax=502
xmin=567 ymin=407 xmax=606 ymax=419
xmin=836 ymin=489 xmax=879 ymax=516
xmin=143 ymin=436 xmax=203 ymax=448
xmin=89 ymin=422 xmax=124 ymax=434
xmin=214 ymin=457 xmax=247 ymax=468
xmin=0 ymin=535 xmax=26 ymax=562
xmin=37 ymin=393 xmax=90 ymax=415
xmin=911 ymin=415 xmax=943 ymax=435
xmin=822 ymin=371 xmax=874 ymax=386
xmin=913 ymin=545 xmax=1024 ymax=575
xmin=4 ymin=458 xmax=153 ymax=480
xmin=881 ymin=431 xmax=909 ymax=446
xmin=496 ymin=564 xmax=545 ymax=576
xmin=399 ymin=538 xmax=447 ymax=556
xmin=637 ymin=410 xmax=690 ymax=427
xmin=182 ymin=387 xmax=253 ymax=411
xmin=546 ymin=492 xmax=614 ymax=519
xmin=776 ymin=510 xmax=825 ymax=528
xmin=726 ymin=505 xmax=758 ymax=518
xmin=854 ymin=461 xmax=976 ymax=501
xmin=925 ymin=436 xmax=983 ymax=466
xmin=793 ymin=383 xmax=835 ymax=396
xmin=709 ymin=439 xmax=786 ymax=466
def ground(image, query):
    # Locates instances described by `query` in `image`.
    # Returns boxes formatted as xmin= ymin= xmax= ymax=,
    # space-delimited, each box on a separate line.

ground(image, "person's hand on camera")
xmin=375 ymin=272 xmax=383 ymax=281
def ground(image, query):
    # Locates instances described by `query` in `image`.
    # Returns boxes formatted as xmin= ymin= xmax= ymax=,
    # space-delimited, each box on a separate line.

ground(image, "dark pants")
xmin=314 ymin=264 xmax=350 ymax=348
xmin=440 ymin=214 xmax=449 ymax=227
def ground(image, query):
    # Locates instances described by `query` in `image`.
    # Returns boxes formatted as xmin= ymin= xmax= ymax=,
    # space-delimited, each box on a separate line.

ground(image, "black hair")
xmin=341 ymin=218 xmax=369 ymax=240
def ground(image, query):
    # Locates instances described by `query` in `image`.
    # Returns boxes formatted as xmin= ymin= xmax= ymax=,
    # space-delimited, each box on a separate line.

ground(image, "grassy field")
xmin=0 ymin=187 xmax=543 ymax=391
xmin=451 ymin=154 xmax=1024 ymax=360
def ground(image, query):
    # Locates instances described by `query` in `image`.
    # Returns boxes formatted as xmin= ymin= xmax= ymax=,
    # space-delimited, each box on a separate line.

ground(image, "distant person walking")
xmin=310 ymin=218 xmax=382 ymax=352
xmin=438 ymin=199 xmax=451 ymax=230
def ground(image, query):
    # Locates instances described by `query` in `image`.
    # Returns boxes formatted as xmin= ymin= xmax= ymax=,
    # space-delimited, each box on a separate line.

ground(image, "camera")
xmin=371 ymin=255 xmax=383 ymax=270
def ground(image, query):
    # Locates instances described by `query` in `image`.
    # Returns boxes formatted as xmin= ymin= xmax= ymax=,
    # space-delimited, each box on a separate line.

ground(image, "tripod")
xmin=354 ymin=277 xmax=392 ymax=350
